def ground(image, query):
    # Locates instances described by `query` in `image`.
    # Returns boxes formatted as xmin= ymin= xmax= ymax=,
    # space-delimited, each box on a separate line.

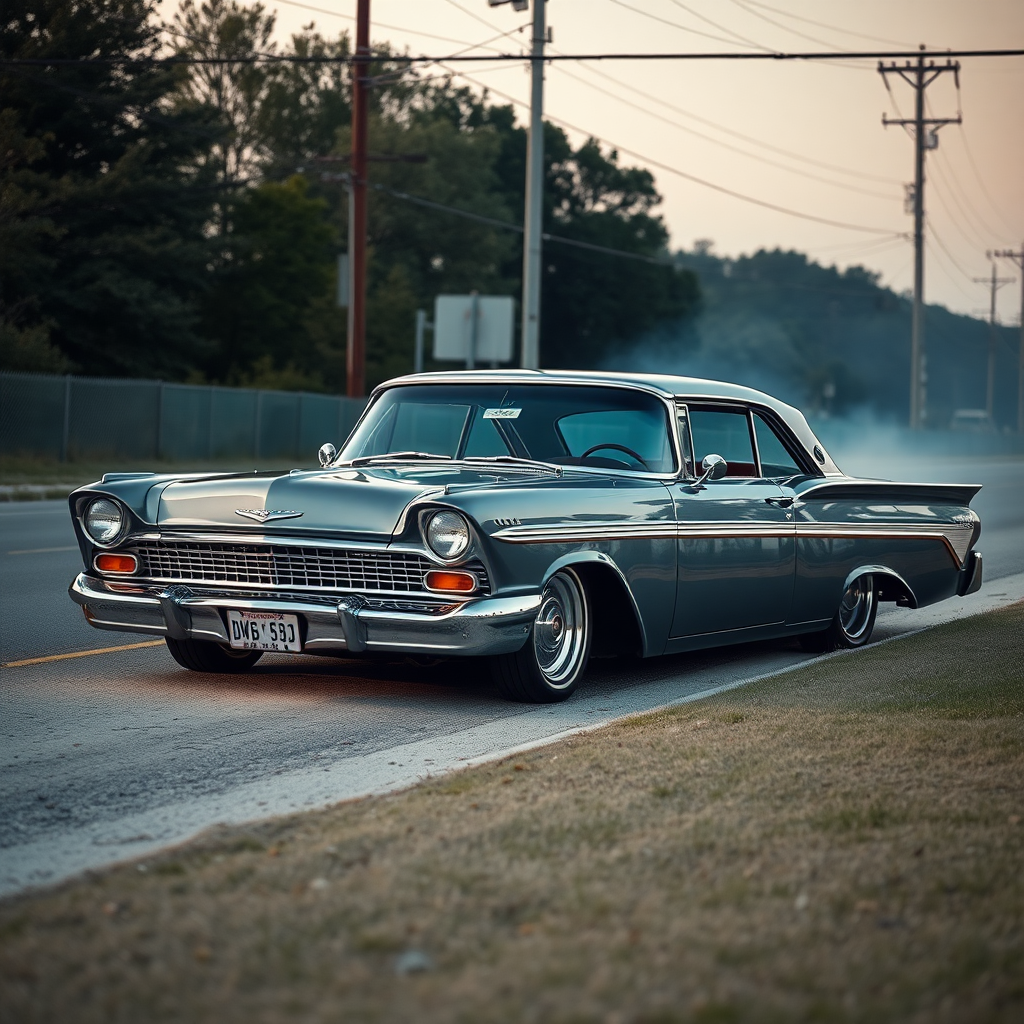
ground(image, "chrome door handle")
xmin=764 ymin=496 xmax=794 ymax=508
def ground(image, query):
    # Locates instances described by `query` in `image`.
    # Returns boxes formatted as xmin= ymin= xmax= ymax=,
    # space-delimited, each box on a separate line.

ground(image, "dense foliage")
xmin=1 ymin=0 xmax=698 ymax=392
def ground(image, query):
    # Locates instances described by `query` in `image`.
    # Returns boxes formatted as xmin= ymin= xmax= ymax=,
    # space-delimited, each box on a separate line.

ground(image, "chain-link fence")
xmin=0 ymin=372 xmax=367 ymax=462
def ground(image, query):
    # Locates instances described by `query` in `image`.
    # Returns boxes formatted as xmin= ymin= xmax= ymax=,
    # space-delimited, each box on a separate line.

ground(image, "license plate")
xmin=226 ymin=610 xmax=302 ymax=652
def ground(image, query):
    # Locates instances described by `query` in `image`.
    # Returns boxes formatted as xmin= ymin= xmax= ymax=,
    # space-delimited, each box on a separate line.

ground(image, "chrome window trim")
xmin=339 ymin=379 xmax=685 ymax=483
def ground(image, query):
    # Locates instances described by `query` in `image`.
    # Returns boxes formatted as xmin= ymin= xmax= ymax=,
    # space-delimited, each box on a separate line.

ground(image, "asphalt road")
xmin=2 ymin=454 xmax=1023 ymax=895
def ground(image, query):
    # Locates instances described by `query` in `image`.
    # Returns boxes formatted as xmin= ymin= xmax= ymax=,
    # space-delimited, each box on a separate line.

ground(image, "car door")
xmin=670 ymin=404 xmax=796 ymax=638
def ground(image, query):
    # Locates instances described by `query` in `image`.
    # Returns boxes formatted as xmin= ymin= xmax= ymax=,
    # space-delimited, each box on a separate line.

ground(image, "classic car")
xmin=68 ymin=371 xmax=983 ymax=703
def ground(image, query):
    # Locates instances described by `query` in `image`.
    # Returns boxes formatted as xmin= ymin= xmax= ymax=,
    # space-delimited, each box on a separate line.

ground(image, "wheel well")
xmin=571 ymin=562 xmax=644 ymax=658
xmin=868 ymin=571 xmax=917 ymax=608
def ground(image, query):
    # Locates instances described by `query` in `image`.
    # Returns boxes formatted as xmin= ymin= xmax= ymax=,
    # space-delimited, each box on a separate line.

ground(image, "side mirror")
xmin=692 ymin=453 xmax=727 ymax=490
xmin=318 ymin=442 xmax=337 ymax=467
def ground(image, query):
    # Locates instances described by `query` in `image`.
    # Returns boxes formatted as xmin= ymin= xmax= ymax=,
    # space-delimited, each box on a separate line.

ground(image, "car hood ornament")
xmin=235 ymin=509 xmax=304 ymax=523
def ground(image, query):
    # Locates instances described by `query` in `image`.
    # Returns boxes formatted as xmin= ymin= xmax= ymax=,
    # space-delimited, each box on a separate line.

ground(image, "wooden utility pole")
xmin=991 ymin=244 xmax=1024 ymax=432
xmin=347 ymin=0 xmax=370 ymax=398
xmin=879 ymin=47 xmax=961 ymax=429
xmin=973 ymin=261 xmax=1013 ymax=422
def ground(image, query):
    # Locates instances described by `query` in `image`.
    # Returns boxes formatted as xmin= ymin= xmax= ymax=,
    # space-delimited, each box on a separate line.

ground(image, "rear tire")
xmin=165 ymin=637 xmax=263 ymax=673
xmin=490 ymin=567 xmax=591 ymax=703
xmin=799 ymin=574 xmax=878 ymax=653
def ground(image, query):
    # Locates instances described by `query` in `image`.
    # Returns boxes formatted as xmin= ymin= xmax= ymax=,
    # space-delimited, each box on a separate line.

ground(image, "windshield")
xmin=340 ymin=384 xmax=677 ymax=474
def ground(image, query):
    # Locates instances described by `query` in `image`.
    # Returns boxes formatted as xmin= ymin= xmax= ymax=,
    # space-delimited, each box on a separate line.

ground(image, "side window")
xmin=753 ymin=412 xmax=802 ymax=478
xmin=556 ymin=408 xmax=675 ymax=473
xmin=689 ymin=408 xmax=755 ymax=477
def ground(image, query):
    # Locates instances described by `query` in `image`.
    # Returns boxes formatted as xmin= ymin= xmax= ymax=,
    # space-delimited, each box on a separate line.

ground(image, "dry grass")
xmin=2 ymin=605 xmax=1023 ymax=1024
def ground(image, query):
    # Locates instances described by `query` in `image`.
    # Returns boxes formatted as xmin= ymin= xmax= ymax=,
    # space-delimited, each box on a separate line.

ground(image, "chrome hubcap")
xmin=839 ymin=575 xmax=875 ymax=641
xmin=533 ymin=571 xmax=587 ymax=686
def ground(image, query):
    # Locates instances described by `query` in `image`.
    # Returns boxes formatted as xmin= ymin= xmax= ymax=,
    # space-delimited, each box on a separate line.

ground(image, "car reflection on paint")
xmin=68 ymin=371 xmax=983 ymax=703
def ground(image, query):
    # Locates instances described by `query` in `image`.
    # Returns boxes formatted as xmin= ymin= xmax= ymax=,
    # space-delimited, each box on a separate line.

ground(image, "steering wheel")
xmin=578 ymin=443 xmax=651 ymax=470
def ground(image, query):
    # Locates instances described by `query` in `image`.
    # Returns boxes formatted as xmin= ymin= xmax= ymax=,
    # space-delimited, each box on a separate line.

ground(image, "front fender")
xmin=541 ymin=551 xmax=651 ymax=658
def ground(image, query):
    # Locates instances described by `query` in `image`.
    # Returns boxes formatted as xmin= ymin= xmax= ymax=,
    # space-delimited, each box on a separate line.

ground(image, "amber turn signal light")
xmin=424 ymin=569 xmax=476 ymax=593
xmin=94 ymin=552 xmax=138 ymax=574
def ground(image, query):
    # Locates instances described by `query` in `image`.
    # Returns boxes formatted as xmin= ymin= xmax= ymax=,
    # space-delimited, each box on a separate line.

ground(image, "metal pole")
xmin=467 ymin=291 xmax=479 ymax=370
xmin=346 ymin=0 xmax=370 ymax=398
xmin=910 ymin=52 xmax=925 ymax=429
xmin=520 ymin=0 xmax=546 ymax=370
xmin=987 ymin=263 xmax=997 ymax=420
xmin=156 ymin=381 xmax=164 ymax=461
xmin=60 ymin=374 xmax=71 ymax=463
xmin=207 ymin=387 xmax=215 ymax=460
xmin=1019 ymin=245 xmax=1024 ymax=434
xmin=414 ymin=309 xmax=426 ymax=373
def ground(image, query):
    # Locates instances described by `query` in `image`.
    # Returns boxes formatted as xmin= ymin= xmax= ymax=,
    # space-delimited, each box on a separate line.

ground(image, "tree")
xmin=200 ymin=176 xmax=337 ymax=389
xmin=0 ymin=0 xmax=220 ymax=377
xmin=169 ymin=0 xmax=278 ymax=227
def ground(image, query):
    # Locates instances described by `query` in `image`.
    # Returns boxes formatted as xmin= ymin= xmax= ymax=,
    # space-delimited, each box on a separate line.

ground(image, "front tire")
xmin=799 ymin=574 xmax=878 ymax=652
xmin=165 ymin=637 xmax=263 ymax=673
xmin=490 ymin=567 xmax=591 ymax=703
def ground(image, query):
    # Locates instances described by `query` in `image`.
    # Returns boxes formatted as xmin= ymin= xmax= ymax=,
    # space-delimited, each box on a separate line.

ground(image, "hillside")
xmin=610 ymin=246 xmax=1020 ymax=430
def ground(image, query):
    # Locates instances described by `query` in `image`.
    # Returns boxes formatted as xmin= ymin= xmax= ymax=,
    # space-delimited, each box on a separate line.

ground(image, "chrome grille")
xmin=132 ymin=541 xmax=489 ymax=594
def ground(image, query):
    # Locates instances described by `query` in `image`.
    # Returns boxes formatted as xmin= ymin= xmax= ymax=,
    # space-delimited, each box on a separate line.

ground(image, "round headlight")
xmin=84 ymin=498 xmax=124 ymax=544
xmin=425 ymin=510 xmax=470 ymax=561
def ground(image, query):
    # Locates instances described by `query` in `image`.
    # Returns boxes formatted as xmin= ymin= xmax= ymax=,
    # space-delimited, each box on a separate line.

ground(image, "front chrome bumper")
xmin=69 ymin=574 xmax=539 ymax=657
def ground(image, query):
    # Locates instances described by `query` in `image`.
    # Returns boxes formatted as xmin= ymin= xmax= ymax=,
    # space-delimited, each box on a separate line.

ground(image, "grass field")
xmin=1 ymin=604 xmax=1022 ymax=1023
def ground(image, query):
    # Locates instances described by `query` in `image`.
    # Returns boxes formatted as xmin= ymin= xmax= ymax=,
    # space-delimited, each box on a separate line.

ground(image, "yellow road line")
xmin=6 ymin=545 xmax=78 ymax=555
xmin=3 ymin=640 xmax=165 ymax=668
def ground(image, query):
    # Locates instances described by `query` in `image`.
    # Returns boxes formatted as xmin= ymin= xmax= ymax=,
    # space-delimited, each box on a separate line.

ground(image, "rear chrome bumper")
xmin=69 ymin=574 xmax=539 ymax=657
xmin=957 ymin=550 xmax=983 ymax=597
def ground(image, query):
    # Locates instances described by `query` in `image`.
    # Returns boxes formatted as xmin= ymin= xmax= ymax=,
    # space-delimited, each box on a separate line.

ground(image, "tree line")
xmin=1 ymin=0 xmax=700 ymax=392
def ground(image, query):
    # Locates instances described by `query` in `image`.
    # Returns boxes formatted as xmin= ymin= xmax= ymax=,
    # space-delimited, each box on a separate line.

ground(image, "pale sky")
xmin=178 ymin=1 xmax=1024 ymax=323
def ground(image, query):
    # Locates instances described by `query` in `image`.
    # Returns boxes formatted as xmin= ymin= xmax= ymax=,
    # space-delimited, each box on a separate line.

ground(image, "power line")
xmin=6 ymin=47 xmax=1023 ymax=67
xmin=730 ymin=0 xmax=858 ymax=55
xmin=247 ymin=0 xmax=513 ymax=54
xmin=549 ymin=59 xmax=896 ymax=200
xmin=547 ymin=53 xmax=899 ymax=184
xmin=953 ymin=125 xmax=1014 ymax=237
xmin=448 ymin=67 xmax=900 ymax=236
xmin=606 ymin=0 xmax=770 ymax=51
xmin=369 ymin=182 xmax=676 ymax=266
xmin=738 ymin=0 xmax=915 ymax=48
xmin=664 ymin=0 xmax=772 ymax=52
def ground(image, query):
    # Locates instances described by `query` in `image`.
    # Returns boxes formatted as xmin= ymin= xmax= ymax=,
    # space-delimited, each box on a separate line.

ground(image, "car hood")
xmin=154 ymin=464 xmax=562 ymax=537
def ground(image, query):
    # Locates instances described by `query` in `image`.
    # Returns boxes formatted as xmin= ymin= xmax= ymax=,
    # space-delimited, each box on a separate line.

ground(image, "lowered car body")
xmin=68 ymin=371 xmax=982 ymax=703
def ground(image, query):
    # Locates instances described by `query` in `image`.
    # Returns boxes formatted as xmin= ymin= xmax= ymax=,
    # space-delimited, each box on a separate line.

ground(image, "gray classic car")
xmin=68 ymin=371 xmax=983 ymax=702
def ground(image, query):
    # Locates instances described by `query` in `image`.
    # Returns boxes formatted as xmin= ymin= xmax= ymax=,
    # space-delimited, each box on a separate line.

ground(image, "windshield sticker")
xmin=483 ymin=408 xmax=522 ymax=419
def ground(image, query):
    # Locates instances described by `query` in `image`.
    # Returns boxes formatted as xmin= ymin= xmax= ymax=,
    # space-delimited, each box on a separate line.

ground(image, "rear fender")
xmin=845 ymin=565 xmax=918 ymax=608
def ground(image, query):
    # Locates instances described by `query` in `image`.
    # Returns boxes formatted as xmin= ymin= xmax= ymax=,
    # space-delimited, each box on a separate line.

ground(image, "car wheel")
xmin=165 ymin=637 xmax=263 ymax=673
xmin=490 ymin=567 xmax=592 ymax=703
xmin=799 ymin=574 xmax=878 ymax=652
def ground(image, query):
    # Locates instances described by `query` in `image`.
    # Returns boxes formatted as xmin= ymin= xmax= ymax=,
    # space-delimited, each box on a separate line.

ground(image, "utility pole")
xmin=490 ymin=0 xmax=546 ymax=369
xmin=991 ymin=244 xmax=1024 ymax=433
xmin=347 ymin=0 xmax=370 ymax=398
xmin=879 ymin=46 xmax=961 ymax=429
xmin=522 ymin=0 xmax=547 ymax=369
xmin=972 ymin=263 xmax=1013 ymax=421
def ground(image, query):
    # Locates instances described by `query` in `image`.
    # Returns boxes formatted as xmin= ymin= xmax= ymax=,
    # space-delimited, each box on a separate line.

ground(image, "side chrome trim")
xmin=796 ymin=523 xmax=975 ymax=568
xmin=492 ymin=519 xmax=975 ymax=568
